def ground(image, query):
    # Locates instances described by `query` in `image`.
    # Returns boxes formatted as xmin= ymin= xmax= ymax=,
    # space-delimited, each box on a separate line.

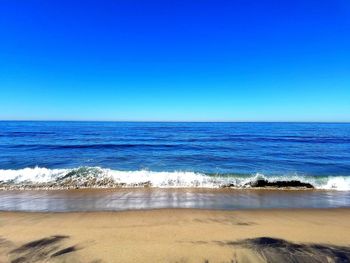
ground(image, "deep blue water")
xmin=1 ymin=121 xmax=350 ymax=174
xmin=0 ymin=121 xmax=350 ymax=189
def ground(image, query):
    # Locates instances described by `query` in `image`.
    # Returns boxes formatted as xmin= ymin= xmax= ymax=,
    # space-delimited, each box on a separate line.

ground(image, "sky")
xmin=0 ymin=0 xmax=349 ymax=122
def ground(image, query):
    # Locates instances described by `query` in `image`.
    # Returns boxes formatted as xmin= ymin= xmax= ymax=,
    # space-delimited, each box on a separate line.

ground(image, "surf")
xmin=1 ymin=166 xmax=349 ymax=191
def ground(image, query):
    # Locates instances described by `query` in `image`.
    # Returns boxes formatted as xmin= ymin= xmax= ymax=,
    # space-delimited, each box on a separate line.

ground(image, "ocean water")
xmin=0 ymin=121 xmax=350 ymax=190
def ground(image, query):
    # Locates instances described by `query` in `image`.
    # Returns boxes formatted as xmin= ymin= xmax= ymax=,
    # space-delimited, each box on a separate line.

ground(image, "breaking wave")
xmin=0 ymin=167 xmax=350 ymax=191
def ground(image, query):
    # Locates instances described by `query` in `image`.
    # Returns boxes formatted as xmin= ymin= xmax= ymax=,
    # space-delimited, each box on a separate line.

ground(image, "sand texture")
xmin=1 ymin=208 xmax=350 ymax=263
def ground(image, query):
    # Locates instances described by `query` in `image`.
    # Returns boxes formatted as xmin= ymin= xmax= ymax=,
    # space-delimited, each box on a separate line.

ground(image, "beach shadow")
xmin=224 ymin=237 xmax=350 ymax=263
xmin=9 ymin=235 xmax=82 ymax=263
xmin=11 ymin=235 xmax=68 ymax=254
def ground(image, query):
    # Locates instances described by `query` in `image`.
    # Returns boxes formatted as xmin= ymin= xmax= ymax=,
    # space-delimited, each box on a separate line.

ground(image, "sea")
xmin=0 ymin=121 xmax=350 ymax=211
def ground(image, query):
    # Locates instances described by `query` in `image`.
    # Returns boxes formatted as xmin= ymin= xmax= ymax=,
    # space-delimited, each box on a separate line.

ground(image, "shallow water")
xmin=0 ymin=189 xmax=349 ymax=212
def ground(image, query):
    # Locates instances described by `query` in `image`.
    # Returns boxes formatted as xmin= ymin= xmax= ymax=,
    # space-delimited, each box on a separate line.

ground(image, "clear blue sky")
xmin=0 ymin=0 xmax=349 ymax=121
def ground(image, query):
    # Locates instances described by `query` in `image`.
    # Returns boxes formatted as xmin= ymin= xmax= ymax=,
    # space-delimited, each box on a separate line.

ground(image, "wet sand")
xmin=1 ymin=208 xmax=350 ymax=263
xmin=1 ymin=188 xmax=350 ymax=211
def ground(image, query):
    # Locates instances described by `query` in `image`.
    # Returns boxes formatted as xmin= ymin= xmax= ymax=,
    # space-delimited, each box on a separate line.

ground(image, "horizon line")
xmin=0 ymin=120 xmax=349 ymax=124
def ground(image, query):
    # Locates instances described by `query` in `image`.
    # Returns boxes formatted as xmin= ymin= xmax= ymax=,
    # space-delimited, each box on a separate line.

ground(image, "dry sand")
xmin=1 ymin=208 xmax=350 ymax=263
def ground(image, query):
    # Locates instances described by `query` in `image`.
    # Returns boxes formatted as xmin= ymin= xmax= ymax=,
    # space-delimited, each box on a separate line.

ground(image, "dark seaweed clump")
xmin=247 ymin=179 xmax=314 ymax=189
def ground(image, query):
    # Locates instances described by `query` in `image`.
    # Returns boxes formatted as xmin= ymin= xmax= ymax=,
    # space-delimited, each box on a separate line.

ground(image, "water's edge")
xmin=1 ymin=188 xmax=349 ymax=212
xmin=1 ymin=166 xmax=350 ymax=190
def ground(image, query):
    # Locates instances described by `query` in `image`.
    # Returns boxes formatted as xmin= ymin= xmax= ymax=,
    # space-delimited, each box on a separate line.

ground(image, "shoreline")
xmin=1 ymin=206 xmax=349 ymax=214
xmin=1 ymin=208 xmax=350 ymax=262
xmin=2 ymin=166 xmax=349 ymax=191
xmin=0 ymin=186 xmax=322 ymax=192
xmin=1 ymin=187 xmax=349 ymax=212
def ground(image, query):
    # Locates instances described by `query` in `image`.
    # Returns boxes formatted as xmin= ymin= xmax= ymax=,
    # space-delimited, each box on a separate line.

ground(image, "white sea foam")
xmin=0 ymin=167 xmax=349 ymax=190
xmin=0 ymin=167 xmax=70 ymax=183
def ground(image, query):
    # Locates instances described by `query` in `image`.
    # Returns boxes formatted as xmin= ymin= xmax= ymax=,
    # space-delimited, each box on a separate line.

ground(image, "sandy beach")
xmin=1 ymin=0 xmax=350 ymax=260
xmin=1 ymin=208 xmax=350 ymax=263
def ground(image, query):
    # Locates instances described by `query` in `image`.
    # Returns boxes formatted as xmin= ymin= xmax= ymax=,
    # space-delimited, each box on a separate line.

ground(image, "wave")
xmin=0 ymin=167 xmax=349 ymax=191
xmin=3 ymin=143 xmax=187 ymax=150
